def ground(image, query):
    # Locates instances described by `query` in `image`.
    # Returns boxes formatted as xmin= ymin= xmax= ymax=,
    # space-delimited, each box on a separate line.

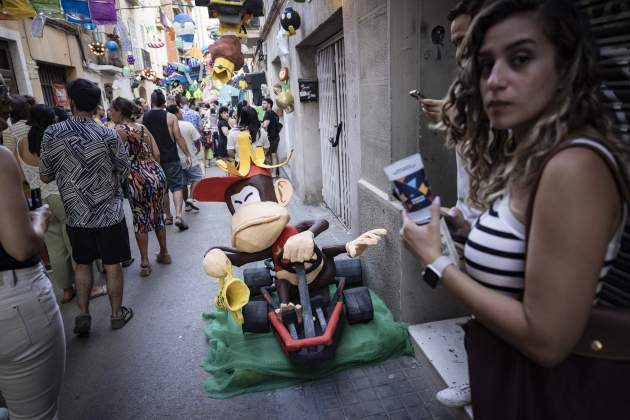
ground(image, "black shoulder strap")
xmin=526 ymin=137 xmax=630 ymax=236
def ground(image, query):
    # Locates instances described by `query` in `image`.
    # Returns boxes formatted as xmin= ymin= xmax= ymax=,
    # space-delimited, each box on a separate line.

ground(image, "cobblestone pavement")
xmin=56 ymin=167 xmax=460 ymax=420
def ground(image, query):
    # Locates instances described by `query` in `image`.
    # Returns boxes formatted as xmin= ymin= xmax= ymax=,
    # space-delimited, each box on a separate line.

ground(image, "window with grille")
xmin=38 ymin=64 xmax=67 ymax=107
xmin=0 ymin=41 xmax=19 ymax=95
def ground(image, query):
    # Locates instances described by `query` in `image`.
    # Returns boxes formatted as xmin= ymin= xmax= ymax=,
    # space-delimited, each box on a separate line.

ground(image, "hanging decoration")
xmin=208 ymin=35 xmax=244 ymax=85
xmin=280 ymin=6 xmax=301 ymax=36
xmin=87 ymin=0 xmax=116 ymax=24
xmin=148 ymin=39 xmax=165 ymax=48
xmin=122 ymin=66 xmax=131 ymax=77
xmin=31 ymin=14 xmax=47 ymax=38
xmin=60 ymin=0 xmax=91 ymax=24
xmin=173 ymin=13 xmax=196 ymax=51
xmin=127 ymin=54 xmax=135 ymax=65
xmin=88 ymin=42 xmax=106 ymax=56
xmin=159 ymin=8 xmax=175 ymax=41
xmin=0 ymin=0 xmax=36 ymax=20
xmin=276 ymin=27 xmax=289 ymax=57
xmin=278 ymin=67 xmax=289 ymax=82
xmin=105 ymin=40 xmax=119 ymax=52
xmin=31 ymin=0 xmax=63 ymax=19
xmin=141 ymin=69 xmax=157 ymax=80
xmin=83 ymin=22 xmax=96 ymax=30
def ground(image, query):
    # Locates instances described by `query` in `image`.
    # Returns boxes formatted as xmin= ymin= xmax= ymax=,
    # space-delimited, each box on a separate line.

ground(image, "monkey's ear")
xmin=274 ymin=178 xmax=293 ymax=207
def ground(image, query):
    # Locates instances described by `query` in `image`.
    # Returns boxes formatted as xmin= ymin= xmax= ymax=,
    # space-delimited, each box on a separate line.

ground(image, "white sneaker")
xmin=435 ymin=384 xmax=471 ymax=407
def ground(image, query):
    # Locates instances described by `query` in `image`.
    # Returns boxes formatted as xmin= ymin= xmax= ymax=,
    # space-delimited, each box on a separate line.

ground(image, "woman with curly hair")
xmin=110 ymin=97 xmax=169 ymax=276
xmin=400 ymin=0 xmax=630 ymax=418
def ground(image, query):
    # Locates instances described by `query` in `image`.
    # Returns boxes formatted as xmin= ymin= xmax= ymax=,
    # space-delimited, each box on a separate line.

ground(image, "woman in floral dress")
xmin=110 ymin=97 xmax=170 ymax=276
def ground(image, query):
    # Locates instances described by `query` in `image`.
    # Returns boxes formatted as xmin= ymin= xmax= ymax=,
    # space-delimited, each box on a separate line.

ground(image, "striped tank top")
xmin=464 ymin=139 xmax=628 ymax=306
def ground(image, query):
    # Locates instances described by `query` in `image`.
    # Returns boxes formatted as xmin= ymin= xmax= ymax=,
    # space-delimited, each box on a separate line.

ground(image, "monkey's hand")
xmin=283 ymin=230 xmax=315 ymax=262
xmin=346 ymin=229 xmax=388 ymax=258
xmin=203 ymin=248 xmax=230 ymax=278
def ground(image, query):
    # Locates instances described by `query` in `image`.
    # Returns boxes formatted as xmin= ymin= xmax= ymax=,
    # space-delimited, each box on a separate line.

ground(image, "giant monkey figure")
xmin=193 ymin=136 xmax=386 ymax=316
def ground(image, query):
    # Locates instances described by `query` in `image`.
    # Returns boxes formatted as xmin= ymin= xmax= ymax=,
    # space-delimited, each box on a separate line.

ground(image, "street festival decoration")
xmin=159 ymin=8 xmax=176 ymax=41
xmin=88 ymin=41 xmax=106 ymax=56
xmin=278 ymin=67 xmax=289 ymax=82
xmin=207 ymin=0 xmax=264 ymax=38
xmin=87 ymin=0 xmax=115 ymax=24
xmin=0 ymin=0 xmax=36 ymax=19
xmin=193 ymin=139 xmax=387 ymax=364
xmin=273 ymin=82 xmax=294 ymax=114
xmin=280 ymin=6 xmax=301 ymax=36
xmin=61 ymin=0 xmax=91 ymax=24
xmin=173 ymin=13 xmax=196 ymax=51
xmin=105 ymin=40 xmax=119 ymax=51
xmin=208 ymin=35 xmax=244 ymax=85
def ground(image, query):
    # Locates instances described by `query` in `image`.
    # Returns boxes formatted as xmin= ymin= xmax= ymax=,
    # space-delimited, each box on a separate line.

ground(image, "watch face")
xmin=423 ymin=267 xmax=440 ymax=288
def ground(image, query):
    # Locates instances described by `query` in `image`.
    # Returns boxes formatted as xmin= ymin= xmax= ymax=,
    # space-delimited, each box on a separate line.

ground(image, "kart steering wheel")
xmin=276 ymin=245 xmax=323 ymax=274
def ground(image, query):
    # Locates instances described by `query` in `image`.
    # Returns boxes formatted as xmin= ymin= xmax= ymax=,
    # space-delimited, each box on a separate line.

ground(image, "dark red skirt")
xmin=464 ymin=319 xmax=630 ymax=420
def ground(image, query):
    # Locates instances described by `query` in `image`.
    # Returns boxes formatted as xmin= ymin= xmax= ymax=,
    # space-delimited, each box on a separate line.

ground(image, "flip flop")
xmin=111 ymin=306 xmax=133 ymax=330
xmin=61 ymin=289 xmax=76 ymax=304
xmin=174 ymin=217 xmax=189 ymax=231
xmin=89 ymin=285 xmax=108 ymax=300
xmin=140 ymin=264 xmax=152 ymax=277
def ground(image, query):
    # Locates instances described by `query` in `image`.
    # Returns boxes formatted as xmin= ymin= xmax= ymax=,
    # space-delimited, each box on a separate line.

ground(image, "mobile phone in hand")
xmin=442 ymin=212 xmax=468 ymax=244
xmin=409 ymin=89 xmax=426 ymax=100
xmin=30 ymin=188 xmax=42 ymax=210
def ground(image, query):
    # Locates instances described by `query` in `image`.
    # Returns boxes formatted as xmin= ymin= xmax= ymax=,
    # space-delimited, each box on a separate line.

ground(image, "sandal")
xmin=156 ymin=253 xmax=172 ymax=264
xmin=164 ymin=215 xmax=173 ymax=225
xmin=174 ymin=217 xmax=189 ymax=231
xmin=89 ymin=284 xmax=108 ymax=300
xmin=61 ymin=288 xmax=76 ymax=304
xmin=74 ymin=314 xmax=91 ymax=335
xmin=111 ymin=306 xmax=133 ymax=330
xmin=140 ymin=264 xmax=152 ymax=277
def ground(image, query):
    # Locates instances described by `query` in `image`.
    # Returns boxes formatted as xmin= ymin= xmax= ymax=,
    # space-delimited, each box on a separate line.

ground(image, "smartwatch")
xmin=422 ymin=256 xmax=454 ymax=288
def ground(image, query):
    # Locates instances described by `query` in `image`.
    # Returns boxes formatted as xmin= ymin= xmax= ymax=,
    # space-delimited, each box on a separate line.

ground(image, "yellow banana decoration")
xmin=216 ymin=131 xmax=294 ymax=177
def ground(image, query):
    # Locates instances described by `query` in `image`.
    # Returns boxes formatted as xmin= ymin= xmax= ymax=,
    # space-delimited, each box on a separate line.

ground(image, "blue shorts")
xmin=161 ymin=161 xmax=185 ymax=193
xmin=182 ymin=164 xmax=203 ymax=185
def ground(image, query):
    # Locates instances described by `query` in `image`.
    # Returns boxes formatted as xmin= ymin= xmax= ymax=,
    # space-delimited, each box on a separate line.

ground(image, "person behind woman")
xmin=0 ymin=145 xmax=65 ymax=420
xmin=16 ymin=104 xmax=76 ymax=303
xmin=110 ymin=97 xmax=169 ymax=276
xmin=227 ymin=105 xmax=269 ymax=162
xmin=400 ymin=1 xmax=630 ymax=418
xmin=2 ymin=95 xmax=31 ymax=155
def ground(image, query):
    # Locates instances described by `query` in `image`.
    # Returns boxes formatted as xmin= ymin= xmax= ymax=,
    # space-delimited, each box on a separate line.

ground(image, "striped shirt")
xmin=39 ymin=116 xmax=130 ymax=228
xmin=2 ymin=120 xmax=30 ymax=155
xmin=464 ymin=140 xmax=628 ymax=306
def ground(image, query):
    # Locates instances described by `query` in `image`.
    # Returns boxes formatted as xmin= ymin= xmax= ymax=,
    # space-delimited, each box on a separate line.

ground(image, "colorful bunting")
xmin=88 ymin=0 xmax=116 ymax=24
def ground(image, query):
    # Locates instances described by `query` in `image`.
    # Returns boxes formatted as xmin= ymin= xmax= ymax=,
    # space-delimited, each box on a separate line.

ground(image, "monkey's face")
xmin=226 ymin=176 xmax=294 ymax=253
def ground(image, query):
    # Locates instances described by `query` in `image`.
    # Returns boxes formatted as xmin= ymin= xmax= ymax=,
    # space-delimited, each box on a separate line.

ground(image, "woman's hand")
xmin=441 ymin=206 xmax=471 ymax=243
xmin=399 ymin=197 xmax=443 ymax=266
xmin=30 ymin=204 xmax=51 ymax=234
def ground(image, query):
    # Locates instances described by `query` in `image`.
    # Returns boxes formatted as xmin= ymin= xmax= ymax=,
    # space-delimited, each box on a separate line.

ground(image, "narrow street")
xmin=56 ymin=169 xmax=458 ymax=420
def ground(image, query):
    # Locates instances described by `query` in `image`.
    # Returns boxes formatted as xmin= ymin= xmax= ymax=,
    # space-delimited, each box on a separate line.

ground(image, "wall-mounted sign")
xmin=298 ymin=79 xmax=318 ymax=102
xmin=51 ymin=83 xmax=68 ymax=107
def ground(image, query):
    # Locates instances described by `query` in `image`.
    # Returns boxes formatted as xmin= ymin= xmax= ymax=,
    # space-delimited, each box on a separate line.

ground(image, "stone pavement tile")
xmin=363 ymin=399 xmax=386 ymax=417
xmin=390 ymin=379 xmax=414 ymax=394
xmin=380 ymin=396 xmax=404 ymax=412
xmin=406 ymin=405 xmax=432 ymax=420
xmin=313 ymin=381 xmax=338 ymax=399
xmin=321 ymin=408 xmax=344 ymax=420
xmin=399 ymin=392 xmax=423 ymax=408
xmin=409 ymin=375 xmax=435 ymax=392
xmin=355 ymin=387 xmax=378 ymax=402
xmin=318 ymin=395 xmax=342 ymax=410
xmin=375 ymin=384 xmax=397 ymax=399
xmin=368 ymin=371 xmax=391 ymax=387
xmin=362 ymin=363 xmax=384 ymax=376
xmin=343 ymin=402 xmax=367 ymax=419
xmin=337 ymin=386 xmax=361 ymax=405
xmin=424 ymin=398 xmax=458 ymax=419
xmin=388 ymin=409 xmax=414 ymax=420
xmin=352 ymin=376 xmax=373 ymax=391
xmin=335 ymin=378 xmax=354 ymax=393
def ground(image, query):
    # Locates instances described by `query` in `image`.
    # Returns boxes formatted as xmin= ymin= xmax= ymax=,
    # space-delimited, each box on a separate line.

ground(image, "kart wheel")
xmin=335 ymin=259 xmax=363 ymax=288
xmin=242 ymin=301 xmax=270 ymax=333
xmin=343 ymin=287 xmax=374 ymax=324
xmin=243 ymin=267 xmax=273 ymax=296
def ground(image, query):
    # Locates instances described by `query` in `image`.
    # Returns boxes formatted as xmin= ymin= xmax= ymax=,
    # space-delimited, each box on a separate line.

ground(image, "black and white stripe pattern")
xmin=465 ymin=194 xmax=627 ymax=305
xmin=39 ymin=117 xmax=130 ymax=228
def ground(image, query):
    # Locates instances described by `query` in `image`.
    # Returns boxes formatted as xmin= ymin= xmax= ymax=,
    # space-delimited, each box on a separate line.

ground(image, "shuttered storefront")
xmin=579 ymin=0 xmax=630 ymax=144
xmin=579 ymin=0 xmax=630 ymax=306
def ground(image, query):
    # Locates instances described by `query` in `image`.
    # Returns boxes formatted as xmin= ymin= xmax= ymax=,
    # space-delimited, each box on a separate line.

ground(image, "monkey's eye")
xmin=231 ymin=186 xmax=262 ymax=211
